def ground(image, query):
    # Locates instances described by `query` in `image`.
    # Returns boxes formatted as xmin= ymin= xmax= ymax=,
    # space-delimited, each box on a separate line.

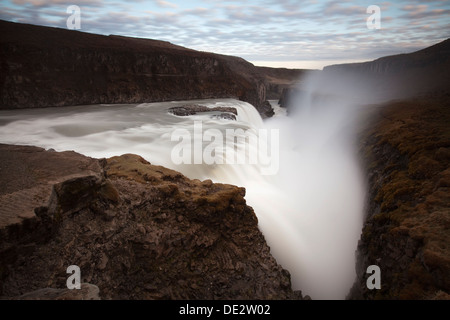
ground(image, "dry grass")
xmin=360 ymin=93 xmax=450 ymax=299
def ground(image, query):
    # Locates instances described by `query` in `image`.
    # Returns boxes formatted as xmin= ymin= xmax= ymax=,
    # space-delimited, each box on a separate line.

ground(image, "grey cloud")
xmin=12 ymin=0 xmax=104 ymax=9
xmin=401 ymin=8 xmax=450 ymax=20
xmin=1 ymin=0 xmax=448 ymax=68
xmin=321 ymin=0 xmax=365 ymax=16
xmin=155 ymin=0 xmax=177 ymax=9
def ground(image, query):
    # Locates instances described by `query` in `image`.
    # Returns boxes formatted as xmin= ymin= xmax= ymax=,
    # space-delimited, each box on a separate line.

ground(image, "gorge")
xmin=0 ymin=20 xmax=449 ymax=300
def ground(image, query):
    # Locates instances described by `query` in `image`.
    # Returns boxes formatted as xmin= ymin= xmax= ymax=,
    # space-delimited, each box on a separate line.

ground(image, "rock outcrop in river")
xmin=168 ymin=104 xmax=237 ymax=120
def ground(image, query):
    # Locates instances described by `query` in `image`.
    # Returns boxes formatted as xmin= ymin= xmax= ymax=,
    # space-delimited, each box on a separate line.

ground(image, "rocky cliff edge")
xmin=0 ymin=144 xmax=304 ymax=300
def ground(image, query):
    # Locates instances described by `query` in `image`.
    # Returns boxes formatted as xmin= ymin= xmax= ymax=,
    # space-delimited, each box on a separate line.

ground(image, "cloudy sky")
xmin=1 ymin=0 xmax=449 ymax=69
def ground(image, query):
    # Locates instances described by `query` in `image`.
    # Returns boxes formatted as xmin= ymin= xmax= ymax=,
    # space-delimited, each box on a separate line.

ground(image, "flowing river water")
xmin=0 ymin=94 xmax=366 ymax=299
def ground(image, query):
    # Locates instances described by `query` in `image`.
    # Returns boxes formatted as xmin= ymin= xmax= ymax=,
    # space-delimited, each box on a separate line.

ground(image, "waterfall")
xmin=0 ymin=84 xmax=366 ymax=298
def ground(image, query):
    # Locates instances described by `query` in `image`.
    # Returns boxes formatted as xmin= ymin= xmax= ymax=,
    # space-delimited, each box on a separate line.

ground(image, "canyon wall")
xmin=323 ymin=39 xmax=450 ymax=101
xmin=349 ymin=94 xmax=450 ymax=299
xmin=338 ymin=39 xmax=450 ymax=299
xmin=255 ymin=66 xmax=314 ymax=100
xmin=0 ymin=20 xmax=301 ymax=118
xmin=276 ymin=38 xmax=450 ymax=299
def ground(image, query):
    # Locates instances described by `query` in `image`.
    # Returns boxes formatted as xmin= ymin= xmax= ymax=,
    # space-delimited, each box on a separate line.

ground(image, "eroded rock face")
xmin=278 ymin=87 xmax=303 ymax=111
xmin=348 ymin=95 xmax=450 ymax=300
xmin=255 ymin=66 xmax=315 ymax=100
xmin=0 ymin=145 xmax=303 ymax=300
xmin=0 ymin=20 xmax=275 ymax=118
xmin=0 ymin=144 xmax=103 ymax=250
xmin=258 ymin=101 xmax=275 ymax=118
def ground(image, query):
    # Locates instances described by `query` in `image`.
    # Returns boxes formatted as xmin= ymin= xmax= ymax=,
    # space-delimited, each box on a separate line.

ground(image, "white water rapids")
xmin=0 ymin=90 xmax=366 ymax=299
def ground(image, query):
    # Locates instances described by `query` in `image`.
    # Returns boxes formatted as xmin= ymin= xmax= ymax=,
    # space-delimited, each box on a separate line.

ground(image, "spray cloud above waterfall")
xmin=258 ymin=56 xmax=425 ymax=298
xmin=253 ymin=69 xmax=374 ymax=299
xmin=0 ymin=67 xmax=398 ymax=299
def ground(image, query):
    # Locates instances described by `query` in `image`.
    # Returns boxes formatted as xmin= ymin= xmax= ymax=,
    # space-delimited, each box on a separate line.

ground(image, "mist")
xmin=0 ymin=68 xmax=385 ymax=300
xmin=246 ymin=69 xmax=383 ymax=299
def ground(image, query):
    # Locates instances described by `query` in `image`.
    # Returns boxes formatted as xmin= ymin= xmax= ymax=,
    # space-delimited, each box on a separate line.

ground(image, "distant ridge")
xmin=323 ymin=38 xmax=450 ymax=98
xmin=0 ymin=19 xmax=304 ymax=117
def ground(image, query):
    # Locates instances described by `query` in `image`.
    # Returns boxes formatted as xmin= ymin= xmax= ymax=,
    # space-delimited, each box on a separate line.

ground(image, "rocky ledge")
xmin=0 ymin=144 xmax=304 ymax=300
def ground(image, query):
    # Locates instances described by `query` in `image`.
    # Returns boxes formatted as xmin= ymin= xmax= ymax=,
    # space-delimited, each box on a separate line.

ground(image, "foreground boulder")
xmin=0 ymin=144 xmax=303 ymax=300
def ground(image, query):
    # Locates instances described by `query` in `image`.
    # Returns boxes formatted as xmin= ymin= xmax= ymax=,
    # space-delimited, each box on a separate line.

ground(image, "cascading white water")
xmin=0 ymin=75 xmax=366 ymax=299
xmin=257 ymin=98 xmax=366 ymax=300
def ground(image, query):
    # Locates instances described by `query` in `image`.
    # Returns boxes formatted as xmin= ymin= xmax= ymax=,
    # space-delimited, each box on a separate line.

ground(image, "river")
xmin=0 ymin=95 xmax=366 ymax=299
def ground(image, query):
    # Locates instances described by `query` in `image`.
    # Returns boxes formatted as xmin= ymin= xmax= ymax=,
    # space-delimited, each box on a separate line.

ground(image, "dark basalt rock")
xmin=0 ymin=20 xmax=277 ymax=118
xmin=0 ymin=145 xmax=305 ymax=300
xmin=348 ymin=95 xmax=450 ymax=300
xmin=168 ymin=105 xmax=237 ymax=120
xmin=259 ymin=100 xmax=275 ymax=118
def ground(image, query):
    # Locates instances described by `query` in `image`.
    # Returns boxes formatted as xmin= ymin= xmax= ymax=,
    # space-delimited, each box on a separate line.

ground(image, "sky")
xmin=1 ymin=0 xmax=449 ymax=69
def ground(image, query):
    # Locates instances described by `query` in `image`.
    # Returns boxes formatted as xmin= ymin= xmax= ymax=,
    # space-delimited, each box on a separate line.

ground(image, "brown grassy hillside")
xmin=350 ymin=93 xmax=450 ymax=299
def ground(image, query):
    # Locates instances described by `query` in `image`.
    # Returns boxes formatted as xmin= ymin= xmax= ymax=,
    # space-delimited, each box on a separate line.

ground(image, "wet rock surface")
xmin=0 ymin=145 xmax=303 ymax=300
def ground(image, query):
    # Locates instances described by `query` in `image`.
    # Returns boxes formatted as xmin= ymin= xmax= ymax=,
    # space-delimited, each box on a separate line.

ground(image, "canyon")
xmin=0 ymin=19 xmax=449 ymax=300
